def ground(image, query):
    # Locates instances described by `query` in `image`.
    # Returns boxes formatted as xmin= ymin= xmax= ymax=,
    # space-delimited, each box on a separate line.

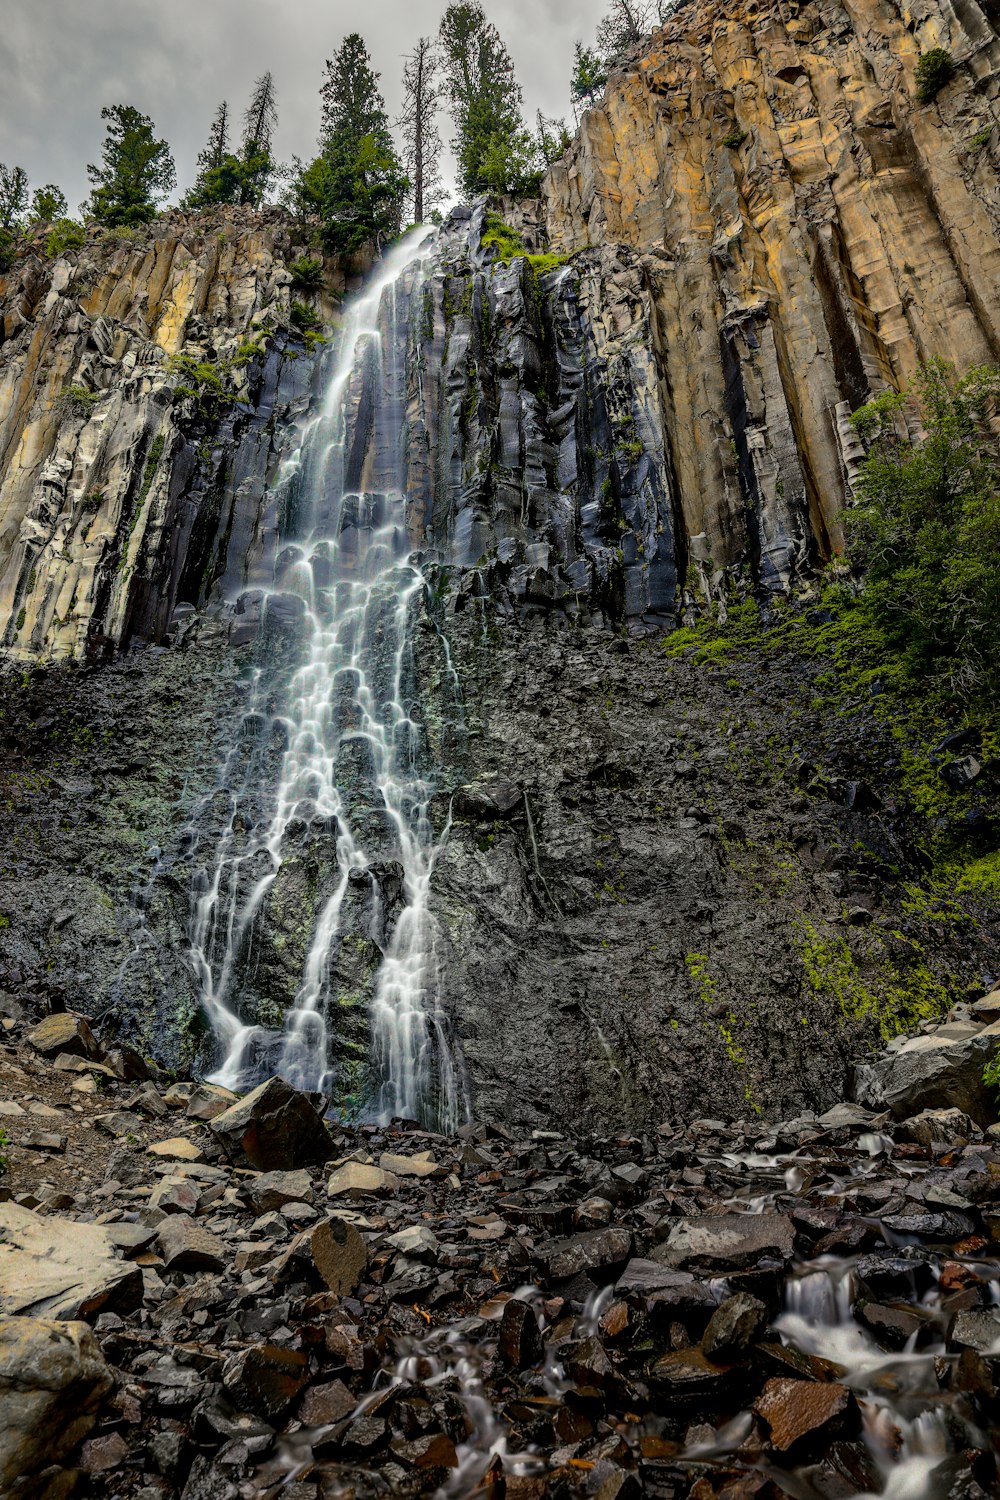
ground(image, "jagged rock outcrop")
xmin=0 ymin=208 xmax=364 ymax=660
xmin=531 ymin=0 xmax=1000 ymax=590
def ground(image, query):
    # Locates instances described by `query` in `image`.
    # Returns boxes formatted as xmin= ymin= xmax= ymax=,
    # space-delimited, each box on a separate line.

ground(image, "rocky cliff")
xmin=0 ymin=0 xmax=998 ymax=1134
xmin=0 ymin=208 xmax=362 ymax=661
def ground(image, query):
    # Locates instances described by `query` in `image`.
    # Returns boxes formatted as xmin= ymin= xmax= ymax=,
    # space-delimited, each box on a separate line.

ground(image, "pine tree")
xmin=198 ymin=102 xmax=230 ymax=174
xmin=28 ymin=184 xmax=68 ymax=223
xmin=0 ymin=164 xmax=29 ymax=228
xmin=570 ymin=43 xmax=608 ymax=116
xmin=438 ymin=2 xmax=535 ymax=197
xmin=399 ymin=37 xmax=443 ymax=223
xmin=240 ymin=73 xmax=278 ymax=206
xmin=86 ymin=106 xmax=176 ymax=226
xmin=294 ymin=33 xmax=406 ymax=251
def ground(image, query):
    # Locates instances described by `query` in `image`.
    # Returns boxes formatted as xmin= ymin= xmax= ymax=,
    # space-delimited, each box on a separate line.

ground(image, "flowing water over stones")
xmin=183 ymin=232 xmax=465 ymax=1130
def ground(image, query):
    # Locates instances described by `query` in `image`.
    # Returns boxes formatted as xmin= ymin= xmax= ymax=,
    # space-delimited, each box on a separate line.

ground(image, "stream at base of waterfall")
xmin=182 ymin=230 xmax=465 ymax=1130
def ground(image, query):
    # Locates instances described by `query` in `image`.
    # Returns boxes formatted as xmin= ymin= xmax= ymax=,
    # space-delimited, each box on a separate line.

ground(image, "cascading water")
xmin=184 ymin=230 xmax=466 ymax=1131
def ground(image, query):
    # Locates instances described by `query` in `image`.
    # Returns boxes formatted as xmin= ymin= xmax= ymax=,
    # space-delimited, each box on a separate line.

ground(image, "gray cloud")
xmin=0 ymin=1 xmax=610 ymax=212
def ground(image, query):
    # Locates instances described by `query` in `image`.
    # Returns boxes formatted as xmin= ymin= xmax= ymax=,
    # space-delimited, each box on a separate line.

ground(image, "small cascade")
xmin=184 ymin=231 xmax=466 ymax=1130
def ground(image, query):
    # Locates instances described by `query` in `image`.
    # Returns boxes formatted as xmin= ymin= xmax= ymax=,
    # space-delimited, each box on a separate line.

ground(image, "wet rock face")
xmin=538 ymin=0 xmax=1000 ymax=592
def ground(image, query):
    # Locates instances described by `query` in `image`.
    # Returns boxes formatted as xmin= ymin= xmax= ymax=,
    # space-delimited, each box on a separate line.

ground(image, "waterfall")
xmin=185 ymin=230 xmax=465 ymax=1131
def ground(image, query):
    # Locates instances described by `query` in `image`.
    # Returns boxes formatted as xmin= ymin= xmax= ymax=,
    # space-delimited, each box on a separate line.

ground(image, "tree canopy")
xmin=439 ymin=3 xmax=537 ymax=197
xmin=399 ymin=37 xmax=444 ymax=224
xmin=86 ymin=105 xmax=176 ymax=226
xmin=292 ymin=33 xmax=407 ymax=251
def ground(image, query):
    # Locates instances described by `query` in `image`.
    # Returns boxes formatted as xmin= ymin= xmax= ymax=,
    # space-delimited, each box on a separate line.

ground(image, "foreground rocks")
xmin=0 ymin=1024 xmax=998 ymax=1499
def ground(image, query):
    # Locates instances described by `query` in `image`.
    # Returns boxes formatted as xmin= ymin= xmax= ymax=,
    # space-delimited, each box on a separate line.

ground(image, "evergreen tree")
xmin=296 ymin=33 xmax=406 ymax=250
xmin=239 ymin=73 xmax=278 ymax=206
xmin=86 ymin=106 xmax=176 ymax=226
xmin=0 ymin=164 xmax=29 ymax=228
xmin=570 ymin=43 xmax=608 ymax=115
xmin=29 ymin=184 xmax=68 ymax=223
xmin=399 ymin=37 xmax=444 ymax=223
xmin=198 ymin=101 xmax=231 ymax=174
xmin=439 ymin=2 xmax=536 ymax=197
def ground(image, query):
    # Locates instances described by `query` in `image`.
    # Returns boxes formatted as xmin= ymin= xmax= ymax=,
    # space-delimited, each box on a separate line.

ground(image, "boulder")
xmin=895 ymin=1108 xmax=977 ymax=1148
xmin=307 ymin=1216 xmax=369 ymax=1296
xmin=379 ymin=1150 xmax=440 ymax=1178
xmin=754 ymin=1378 xmax=857 ymax=1454
xmin=0 ymin=1318 xmax=112 ymax=1495
xmin=972 ymin=989 xmax=1000 ymax=1024
xmin=453 ymin=780 xmax=523 ymax=820
xmin=147 ymin=1136 xmax=204 ymax=1163
xmin=853 ymin=1021 xmax=1000 ymax=1126
xmin=327 ymin=1162 xmax=399 ymax=1198
xmin=702 ymin=1292 xmax=770 ymax=1359
xmin=210 ymin=1076 xmax=333 ymax=1171
xmin=539 ymin=1225 xmax=633 ymax=1280
xmin=657 ymin=1213 xmax=795 ymax=1269
xmin=0 ymin=1205 xmax=142 ymax=1320
xmin=26 ymin=1012 xmax=100 ymax=1061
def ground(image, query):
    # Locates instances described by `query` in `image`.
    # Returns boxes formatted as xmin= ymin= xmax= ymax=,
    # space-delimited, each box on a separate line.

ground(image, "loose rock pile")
xmin=1 ymin=1009 xmax=999 ymax=1499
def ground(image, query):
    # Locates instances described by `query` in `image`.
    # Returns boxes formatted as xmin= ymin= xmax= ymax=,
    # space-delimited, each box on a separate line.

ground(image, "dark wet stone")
xmin=540 ymin=1226 xmax=632 ymax=1281
xmin=702 ymin=1292 xmax=769 ymax=1360
xmin=498 ymin=1297 xmax=542 ymax=1369
xmin=221 ymin=1344 xmax=309 ymax=1419
xmin=657 ymin=1213 xmax=795 ymax=1269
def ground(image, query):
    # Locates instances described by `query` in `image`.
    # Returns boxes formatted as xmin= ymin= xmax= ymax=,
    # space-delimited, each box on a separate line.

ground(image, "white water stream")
xmin=185 ymin=231 xmax=464 ymax=1129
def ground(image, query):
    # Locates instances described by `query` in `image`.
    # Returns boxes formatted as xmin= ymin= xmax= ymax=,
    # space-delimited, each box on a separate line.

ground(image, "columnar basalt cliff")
xmin=537 ymin=0 xmax=1000 ymax=592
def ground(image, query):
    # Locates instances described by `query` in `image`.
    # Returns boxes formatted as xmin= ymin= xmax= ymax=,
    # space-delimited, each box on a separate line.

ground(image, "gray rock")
xmin=853 ymin=1021 xmax=1000 ymax=1126
xmin=155 ymin=1215 xmax=227 ymax=1272
xmin=248 ymin=1168 xmax=314 ymax=1214
xmin=947 ymin=1308 xmax=1000 ymax=1356
xmin=327 ymin=1162 xmax=399 ymax=1198
xmin=895 ymin=1108 xmax=977 ymax=1148
xmin=0 ymin=1317 xmax=112 ymax=1494
xmin=657 ymin=1213 xmax=795 ymax=1269
xmin=210 ymin=1076 xmax=333 ymax=1171
xmin=0 ymin=1205 xmax=143 ymax=1320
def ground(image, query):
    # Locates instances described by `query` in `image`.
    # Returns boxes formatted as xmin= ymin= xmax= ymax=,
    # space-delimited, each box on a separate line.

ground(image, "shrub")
xmin=61 ymin=384 xmax=102 ymax=417
xmin=847 ymin=358 xmax=1000 ymax=698
xmin=722 ymin=125 xmax=748 ymax=149
xmin=481 ymin=212 xmax=526 ymax=264
xmin=45 ymin=219 xmax=85 ymax=258
xmin=916 ymin=48 xmax=955 ymax=104
xmin=289 ymin=255 xmax=324 ymax=293
xmin=167 ymin=353 xmax=234 ymax=424
xmin=0 ymin=227 xmax=17 ymax=272
xmin=985 ymin=1046 xmax=1000 ymax=1103
xmin=290 ymin=300 xmax=322 ymax=333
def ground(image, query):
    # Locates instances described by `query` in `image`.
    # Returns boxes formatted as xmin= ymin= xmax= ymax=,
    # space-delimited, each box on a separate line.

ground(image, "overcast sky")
xmin=0 ymin=0 xmax=611 ymax=213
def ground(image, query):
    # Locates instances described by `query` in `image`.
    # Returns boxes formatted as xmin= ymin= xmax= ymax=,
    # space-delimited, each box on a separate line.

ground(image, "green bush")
xmin=45 ymin=219 xmax=85 ymax=257
xmin=290 ymin=300 xmax=322 ymax=333
xmin=61 ymin=384 xmax=102 ymax=417
xmin=722 ymin=125 xmax=748 ymax=149
xmin=916 ymin=48 xmax=955 ymax=104
xmin=288 ymin=255 xmax=324 ymax=293
xmin=481 ymin=212 xmax=527 ymax=264
xmin=985 ymin=1046 xmax=1000 ymax=1103
xmin=167 ymin=353 xmax=234 ymax=424
xmin=847 ymin=359 xmax=1000 ymax=699
xmin=0 ymin=228 xmax=16 ymax=272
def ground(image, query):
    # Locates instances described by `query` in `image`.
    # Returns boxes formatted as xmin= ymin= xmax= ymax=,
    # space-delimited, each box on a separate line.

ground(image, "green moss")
xmin=799 ymin=920 xmax=949 ymax=1039
xmin=14 ymin=608 xmax=25 ymax=633
xmin=61 ymin=384 xmax=101 ymax=418
xmin=525 ymin=252 xmax=569 ymax=276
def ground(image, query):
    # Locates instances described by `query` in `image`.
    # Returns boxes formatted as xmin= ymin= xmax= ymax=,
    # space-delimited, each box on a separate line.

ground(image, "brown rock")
xmin=754 ymin=1377 xmax=856 ymax=1453
xmin=248 ymin=1168 xmax=314 ymax=1214
xmin=309 ymin=1216 xmax=368 ymax=1296
xmin=498 ymin=1297 xmax=542 ymax=1369
xmin=26 ymin=1012 xmax=100 ymax=1061
xmin=298 ymin=1377 xmax=357 ymax=1425
xmin=79 ymin=1430 xmax=129 ymax=1473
